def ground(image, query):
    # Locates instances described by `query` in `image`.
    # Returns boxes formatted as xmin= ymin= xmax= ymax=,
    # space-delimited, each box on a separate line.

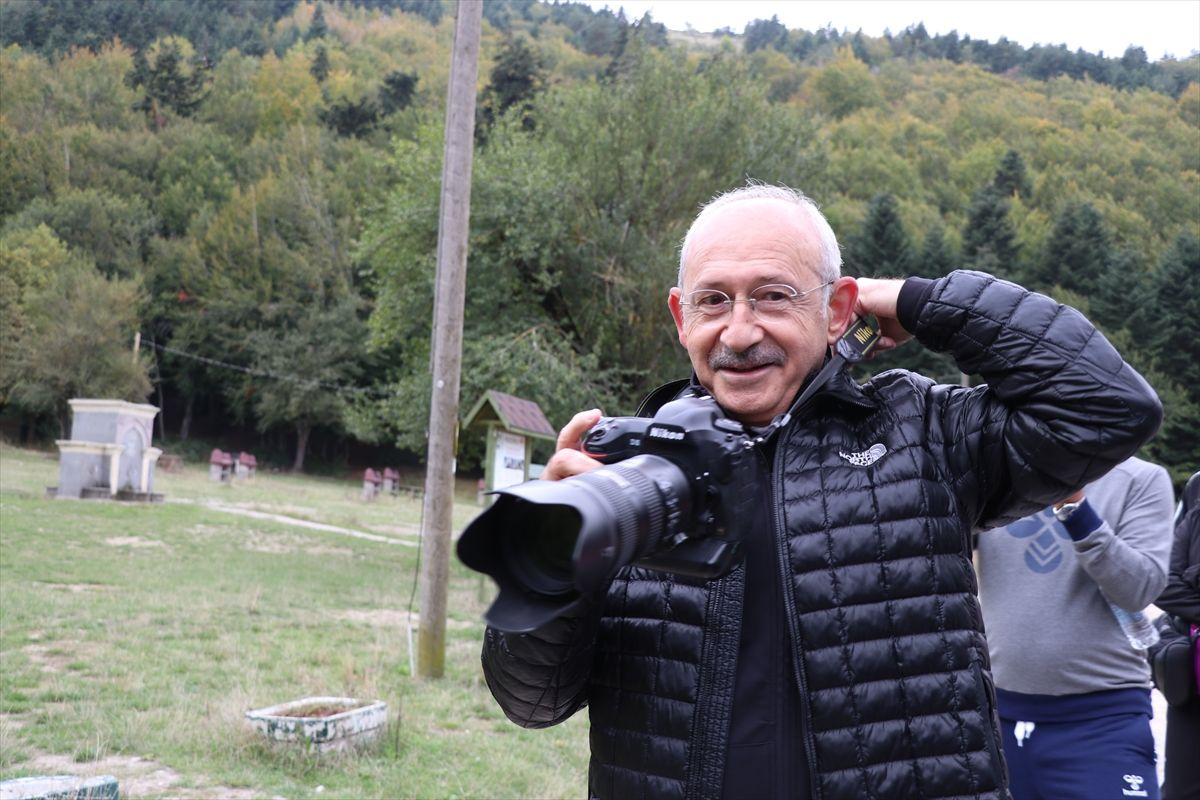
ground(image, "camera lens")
xmin=457 ymin=454 xmax=692 ymax=632
xmin=499 ymin=503 xmax=580 ymax=597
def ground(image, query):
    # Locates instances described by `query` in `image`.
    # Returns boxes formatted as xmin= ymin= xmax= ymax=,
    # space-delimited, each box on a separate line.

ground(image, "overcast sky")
xmin=583 ymin=0 xmax=1200 ymax=61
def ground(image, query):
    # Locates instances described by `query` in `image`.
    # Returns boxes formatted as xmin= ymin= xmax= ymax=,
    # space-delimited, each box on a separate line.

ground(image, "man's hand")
xmin=540 ymin=409 xmax=605 ymax=481
xmin=853 ymin=278 xmax=913 ymax=354
xmin=1055 ymin=489 xmax=1086 ymax=509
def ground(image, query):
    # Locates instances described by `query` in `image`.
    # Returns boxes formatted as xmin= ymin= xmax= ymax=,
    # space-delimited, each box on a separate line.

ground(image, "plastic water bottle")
xmin=1108 ymin=603 xmax=1160 ymax=651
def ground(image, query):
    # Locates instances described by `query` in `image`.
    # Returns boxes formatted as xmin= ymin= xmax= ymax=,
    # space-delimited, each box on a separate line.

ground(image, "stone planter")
xmin=245 ymin=697 xmax=387 ymax=754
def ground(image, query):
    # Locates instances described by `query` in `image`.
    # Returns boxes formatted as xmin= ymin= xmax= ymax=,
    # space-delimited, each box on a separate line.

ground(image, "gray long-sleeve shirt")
xmin=977 ymin=456 xmax=1175 ymax=695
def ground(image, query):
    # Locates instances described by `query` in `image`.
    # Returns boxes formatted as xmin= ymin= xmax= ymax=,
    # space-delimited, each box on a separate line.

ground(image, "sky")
xmin=583 ymin=0 xmax=1200 ymax=61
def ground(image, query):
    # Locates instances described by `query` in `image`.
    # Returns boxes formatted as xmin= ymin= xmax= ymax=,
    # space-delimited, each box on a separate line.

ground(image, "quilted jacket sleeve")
xmin=912 ymin=270 xmax=1163 ymax=530
xmin=1155 ymin=498 xmax=1200 ymax=624
xmin=480 ymin=598 xmax=603 ymax=728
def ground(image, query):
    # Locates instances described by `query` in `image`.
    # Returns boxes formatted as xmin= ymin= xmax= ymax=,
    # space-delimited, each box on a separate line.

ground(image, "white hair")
xmin=677 ymin=183 xmax=842 ymax=303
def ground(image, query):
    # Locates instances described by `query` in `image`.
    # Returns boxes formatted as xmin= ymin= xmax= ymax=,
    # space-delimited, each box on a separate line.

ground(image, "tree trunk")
xmin=179 ymin=394 xmax=194 ymax=441
xmin=293 ymin=421 xmax=310 ymax=472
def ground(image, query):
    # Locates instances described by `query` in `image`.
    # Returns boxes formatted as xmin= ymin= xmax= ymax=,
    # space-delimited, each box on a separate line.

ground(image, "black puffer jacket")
xmin=481 ymin=271 xmax=1163 ymax=800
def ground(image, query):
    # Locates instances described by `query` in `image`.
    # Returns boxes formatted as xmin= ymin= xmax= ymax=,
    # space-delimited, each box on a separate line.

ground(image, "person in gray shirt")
xmin=977 ymin=455 xmax=1174 ymax=800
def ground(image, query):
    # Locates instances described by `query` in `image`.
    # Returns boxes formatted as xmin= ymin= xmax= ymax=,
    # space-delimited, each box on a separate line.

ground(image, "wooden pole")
xmin=416 ymin=0 xmax=482 ymax=679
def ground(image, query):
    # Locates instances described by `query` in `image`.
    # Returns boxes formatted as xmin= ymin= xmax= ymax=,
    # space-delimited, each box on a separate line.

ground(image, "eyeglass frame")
xmin=677 ymin=280 xmax=834 ymax=320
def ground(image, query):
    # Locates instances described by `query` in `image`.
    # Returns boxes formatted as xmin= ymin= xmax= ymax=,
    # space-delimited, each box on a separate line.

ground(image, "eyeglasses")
xmin=679 ymin=281 xmax=832 ymax=320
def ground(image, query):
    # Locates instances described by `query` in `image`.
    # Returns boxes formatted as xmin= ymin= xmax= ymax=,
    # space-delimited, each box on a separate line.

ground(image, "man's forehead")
xmin=684 ymin=200 xmax=821 ymax=284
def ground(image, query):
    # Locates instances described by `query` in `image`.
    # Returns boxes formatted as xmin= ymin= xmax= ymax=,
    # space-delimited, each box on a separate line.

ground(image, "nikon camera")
xmin=456 ymin=393 xmax=761 ymax=633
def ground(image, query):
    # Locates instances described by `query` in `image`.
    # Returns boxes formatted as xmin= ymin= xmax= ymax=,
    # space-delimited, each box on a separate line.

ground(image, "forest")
xmin=1 ymin=0 xmax=1197 ymax=487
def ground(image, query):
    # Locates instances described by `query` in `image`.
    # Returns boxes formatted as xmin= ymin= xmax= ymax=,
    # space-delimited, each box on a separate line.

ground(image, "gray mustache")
xmin=709 ymin=342 xmax=786 ymax=371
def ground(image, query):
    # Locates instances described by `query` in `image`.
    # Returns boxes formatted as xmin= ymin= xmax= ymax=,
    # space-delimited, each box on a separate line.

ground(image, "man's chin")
xmin=712 ymin=380 xmax=780 ymax=427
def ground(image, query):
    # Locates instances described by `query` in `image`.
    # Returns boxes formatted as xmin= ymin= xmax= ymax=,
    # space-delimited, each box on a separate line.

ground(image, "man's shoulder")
xmin=1093 ymin=456 xmax=1171 ymax=489
xmin=859 ymin=366 xmax=944 ymax=403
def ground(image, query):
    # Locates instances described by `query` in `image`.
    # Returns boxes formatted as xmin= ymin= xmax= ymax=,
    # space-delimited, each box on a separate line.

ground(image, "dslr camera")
xmin=458 ymin=317 xmax=881 ymax=633
xmin=456 ymin=393 xmax=761 ymax=633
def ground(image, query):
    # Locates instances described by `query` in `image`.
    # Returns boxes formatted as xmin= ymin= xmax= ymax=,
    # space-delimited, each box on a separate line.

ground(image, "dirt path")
xmin=175 ymin=499 xmax=421 ymax=547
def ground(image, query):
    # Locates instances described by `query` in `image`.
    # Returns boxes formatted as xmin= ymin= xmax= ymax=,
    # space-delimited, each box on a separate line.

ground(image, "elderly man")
xmin=474 ymin=183 xmax=1163 ymax=800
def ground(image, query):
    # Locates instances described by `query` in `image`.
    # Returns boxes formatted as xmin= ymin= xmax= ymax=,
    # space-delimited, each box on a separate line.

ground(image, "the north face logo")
xmin=839 ymin=443 xmax=887 ymax=467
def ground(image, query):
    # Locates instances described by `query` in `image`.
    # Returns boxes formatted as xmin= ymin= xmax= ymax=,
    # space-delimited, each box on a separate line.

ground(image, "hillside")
xmin=1 ymin=0 xmax=1197 ymax=484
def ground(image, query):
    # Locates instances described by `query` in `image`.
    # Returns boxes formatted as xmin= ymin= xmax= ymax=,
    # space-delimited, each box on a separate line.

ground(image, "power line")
xmin=146 ymin=338 xmax=391 ymax=398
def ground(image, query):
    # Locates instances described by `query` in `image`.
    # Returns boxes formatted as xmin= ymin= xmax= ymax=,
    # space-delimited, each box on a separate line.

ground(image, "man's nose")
xmin=719 ymin=301 xmax=764 ymax=351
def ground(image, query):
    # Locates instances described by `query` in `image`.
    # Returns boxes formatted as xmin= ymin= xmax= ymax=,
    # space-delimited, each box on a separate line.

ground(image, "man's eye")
xmin=694 ymin=293 xmax=727 ymax=307
xmin=755 ymin=289 xmax=792 ymax=303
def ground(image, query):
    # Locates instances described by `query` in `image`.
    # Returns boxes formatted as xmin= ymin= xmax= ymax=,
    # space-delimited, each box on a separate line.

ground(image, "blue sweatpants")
xmin=1001 ymin=711 xmax=1160 ymax=800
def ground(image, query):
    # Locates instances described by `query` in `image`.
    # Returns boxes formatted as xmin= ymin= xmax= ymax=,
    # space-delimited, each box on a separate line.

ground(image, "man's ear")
xmin=825 ymin=277 xmax=859 ymax=346
xmin=668 ymin=288 xmax=687 ymax=347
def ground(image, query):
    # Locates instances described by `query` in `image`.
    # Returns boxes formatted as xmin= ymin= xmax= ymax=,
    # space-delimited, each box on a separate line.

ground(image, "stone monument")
xmin=53 ymin=399 xmax=162 ymax=501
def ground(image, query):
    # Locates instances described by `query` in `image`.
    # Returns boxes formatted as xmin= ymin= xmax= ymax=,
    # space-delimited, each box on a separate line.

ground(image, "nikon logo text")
xmin=854 ymin=326 xmax=874 ymax=344
xmin=648 ymin=427 xmax=685 ymax=441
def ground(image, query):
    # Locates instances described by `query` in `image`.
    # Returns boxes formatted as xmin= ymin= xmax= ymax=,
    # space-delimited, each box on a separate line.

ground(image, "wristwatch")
xmin=1054 ymin=501 xmax=1083 ymax=521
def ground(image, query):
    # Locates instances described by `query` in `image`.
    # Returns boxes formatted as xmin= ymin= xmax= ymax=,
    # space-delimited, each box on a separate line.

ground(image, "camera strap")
xmin=751 ymin=316 xmax=881 ymax=443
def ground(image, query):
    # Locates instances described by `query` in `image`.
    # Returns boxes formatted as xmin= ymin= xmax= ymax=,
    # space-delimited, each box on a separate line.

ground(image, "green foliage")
xmin=305 ymin=3 xmax=328 ymax=42
xmin=318 ymin=95 xmax=379 ymax=138
xmin=992 ymin=149 xmax=1032 ymax=199
xmin=1037 ymin=202 xmax=1112 ymax=293
xmin=477 ymin=36 xmax=546 ymax=140
xmin=845 ymin=193 xmax=914 ymax=278
xmin=961 ymin=187 xmax=1021 ymax=281
xmin=241 ymin=298 xmax=368 ymax=471
xmin=1 ymin=234 xmax=151 ymax=433
xmin=126 ymin=36 xmax=212 ymax=127
xmin=0 ymin=0 xmax=298 ymax=59
xmin=1141 ymin=233 xmax=1200 ymax=394
xmin=918 ymin=227 xmax=958 ymax=275
xmin=812 ymin=47 xmax=883 ymax=119
xmin=309 ymin=43 xmax=329 ymax=82
xmin=4 ymin=188 xmax=157 ymax=279
xmin=378 ymin=69 xmax=418 ymax=114
xmin=0 ymin=1 xmax=1195 ymax=486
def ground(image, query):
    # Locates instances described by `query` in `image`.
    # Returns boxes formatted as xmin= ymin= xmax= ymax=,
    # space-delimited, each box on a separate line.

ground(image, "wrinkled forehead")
xmin=682 ymin=199 xmax=824 ymax=290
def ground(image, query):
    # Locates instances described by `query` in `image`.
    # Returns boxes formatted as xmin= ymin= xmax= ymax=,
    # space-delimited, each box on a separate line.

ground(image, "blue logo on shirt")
xmin=1004 ymin=508 xmax=1070 ymax=574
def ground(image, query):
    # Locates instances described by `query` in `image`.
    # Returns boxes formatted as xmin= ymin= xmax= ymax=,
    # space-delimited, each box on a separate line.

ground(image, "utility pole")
xmin=416 ymin=0 xmax=482 ymax=679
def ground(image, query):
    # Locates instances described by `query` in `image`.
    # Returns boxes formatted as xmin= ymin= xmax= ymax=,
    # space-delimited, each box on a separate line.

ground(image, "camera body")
xmin=579 ymin=393 xmax=761 ymax=577
xmin=456 ymin=392 xmax=763 ymax=633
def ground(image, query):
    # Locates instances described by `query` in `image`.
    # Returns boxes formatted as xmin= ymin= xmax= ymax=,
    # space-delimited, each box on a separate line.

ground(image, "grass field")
xmin=0 ymin=443 xmax=589 ymax=799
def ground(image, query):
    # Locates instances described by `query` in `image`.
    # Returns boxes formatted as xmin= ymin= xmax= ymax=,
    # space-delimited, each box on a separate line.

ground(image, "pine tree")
xmin=962 ymin=187 xmax=1020 ymax=281
xmin=993 ymin=149 xmax=1032 ymax=199
xmin=1145 ymin=233 xmax=1200 ymax=392
xmin=919 ymin=227 xmax=957 ymax=275
xmin=305 ymin=3 xmax=327 ymax=42
xmin=310 ymin=44 xmax=329 ymax=83
xmin=476 ymin=36 xmax=546 ymax=141
xmin=845 ymin=193 xmax=913 ymax=278
xmin=1037 ymin=202 xmax=1112 ymax=294
xmin=1090 ymin=248 xmax=1141 ymax=333
xmin=379 ymin=70 xmax=418 ymax=115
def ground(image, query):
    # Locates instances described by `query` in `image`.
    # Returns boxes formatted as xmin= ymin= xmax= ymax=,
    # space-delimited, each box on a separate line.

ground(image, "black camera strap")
xmin=750 ymin=316 xmax=881 ymax=444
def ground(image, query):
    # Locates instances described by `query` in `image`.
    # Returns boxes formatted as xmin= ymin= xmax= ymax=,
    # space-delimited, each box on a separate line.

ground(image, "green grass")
xmin=0 ymin=443 xmax=589 ymax=799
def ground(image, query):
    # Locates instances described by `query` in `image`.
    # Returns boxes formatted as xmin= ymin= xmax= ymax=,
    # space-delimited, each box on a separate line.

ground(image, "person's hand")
xmin=853 ymin=278 xmax=913 ymax=354
xmin=1055 ymin=489 xmax=1086 ymax=507
xmin=540 ymin=409 xmax=605 ymax=481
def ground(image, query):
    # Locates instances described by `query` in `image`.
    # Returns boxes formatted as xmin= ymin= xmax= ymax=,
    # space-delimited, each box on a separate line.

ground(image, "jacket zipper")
xmin=771 ymin=426 xmax=823 ymax=799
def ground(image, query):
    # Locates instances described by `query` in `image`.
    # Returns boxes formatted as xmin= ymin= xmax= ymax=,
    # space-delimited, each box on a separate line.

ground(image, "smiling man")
xmin=477 ymin=182 xmax=1163 ymax=800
